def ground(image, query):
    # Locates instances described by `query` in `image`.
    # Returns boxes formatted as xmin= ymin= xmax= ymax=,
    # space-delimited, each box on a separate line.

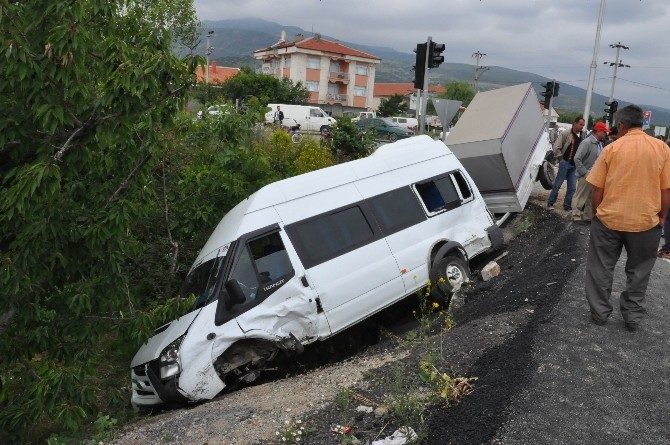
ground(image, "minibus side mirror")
xmin=223 ymin=279 xmax=247 ymax=309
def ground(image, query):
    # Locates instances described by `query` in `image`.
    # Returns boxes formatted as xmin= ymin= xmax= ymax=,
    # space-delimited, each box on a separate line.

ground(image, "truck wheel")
xmin=537 ymin=160 xmax=555 ymax=190
xmin=430 ymin=255 xmax=471 ymax=306
xmin=320 ymin=125 xmax=331 ymax=133
xmin=388 ymin=133 xmax=398 ymax=142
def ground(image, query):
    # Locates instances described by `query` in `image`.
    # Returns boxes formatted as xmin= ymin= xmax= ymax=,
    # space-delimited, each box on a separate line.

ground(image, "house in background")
xmin=373 ymin=83 xmax=447 ymax=114
xmin=195 ymin=61 xmax=240 ymax=84
xmin=254 ymin=32 xmax=381 ymax=115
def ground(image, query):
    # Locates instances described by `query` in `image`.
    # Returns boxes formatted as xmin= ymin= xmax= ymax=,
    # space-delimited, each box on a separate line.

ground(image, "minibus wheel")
xmin=431 ymin=255 xmax=471 ymax=305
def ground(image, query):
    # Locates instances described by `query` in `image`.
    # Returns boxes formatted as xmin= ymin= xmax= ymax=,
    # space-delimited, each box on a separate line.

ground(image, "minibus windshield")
xmin=181 ymin=248 xmax=230 ymax=311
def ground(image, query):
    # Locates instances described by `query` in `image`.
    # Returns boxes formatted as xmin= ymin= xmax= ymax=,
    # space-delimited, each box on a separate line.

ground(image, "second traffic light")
xmin=428 ymin=42 xmax=445 ymax=68
xmin=540 ymin=81 xmax=559 ymax=106
xmin=413 ymin=43 xmax=427 ymax=89
xmin=604 ymin=100 xmax=618 ymax=122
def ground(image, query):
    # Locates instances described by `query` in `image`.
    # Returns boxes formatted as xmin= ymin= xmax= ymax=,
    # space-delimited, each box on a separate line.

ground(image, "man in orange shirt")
xmin=585 ymin=104 xmax=670 ymax=332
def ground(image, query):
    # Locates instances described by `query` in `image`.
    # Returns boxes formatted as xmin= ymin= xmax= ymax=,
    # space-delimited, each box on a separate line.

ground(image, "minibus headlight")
xmin=159 ymin=335 xmax=185 ymax=379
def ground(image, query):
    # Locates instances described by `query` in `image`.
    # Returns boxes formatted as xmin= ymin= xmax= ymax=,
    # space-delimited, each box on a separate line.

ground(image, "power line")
xmin=617 ymin=77 xmax=670 ymax=93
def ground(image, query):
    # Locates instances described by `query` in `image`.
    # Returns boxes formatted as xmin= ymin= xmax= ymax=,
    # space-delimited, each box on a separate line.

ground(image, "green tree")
xmin=437 ymin=80 xmax=476 ymax=107
xmin=377 ymin=94 xmax=407 ymax=117
xmin=0 ymin=0 xmax=201 ymax=440
xmin=331 ymin=117 xmax=377 ymax=160
xmin=204 ymin=66 xmax=309 ymax=107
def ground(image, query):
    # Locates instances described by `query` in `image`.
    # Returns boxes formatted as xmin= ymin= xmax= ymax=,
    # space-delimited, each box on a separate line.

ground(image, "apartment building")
xmin=254 ymin=33 xmax=381 ymax=114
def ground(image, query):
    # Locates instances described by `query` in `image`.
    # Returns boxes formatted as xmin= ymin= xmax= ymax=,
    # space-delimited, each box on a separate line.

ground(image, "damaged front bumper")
xmin=131 ymin=361 xmax=189 ymax=407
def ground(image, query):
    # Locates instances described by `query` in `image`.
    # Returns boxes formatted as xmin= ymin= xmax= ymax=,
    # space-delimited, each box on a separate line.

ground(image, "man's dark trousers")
xmin=585 ymin=217 xmax=661 ymax=326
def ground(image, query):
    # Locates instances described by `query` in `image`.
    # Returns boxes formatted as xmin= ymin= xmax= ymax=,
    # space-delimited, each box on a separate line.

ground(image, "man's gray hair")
xmin=614 ymin=104 xmax=643 ymax=129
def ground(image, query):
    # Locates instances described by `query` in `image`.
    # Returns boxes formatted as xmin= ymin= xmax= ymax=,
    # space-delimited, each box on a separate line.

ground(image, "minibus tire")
xmin=431 ymin=255 xmax=470 ymax=303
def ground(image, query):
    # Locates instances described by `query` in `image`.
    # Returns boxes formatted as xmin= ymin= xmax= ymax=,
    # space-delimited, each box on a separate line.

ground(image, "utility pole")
xmin=583 ymin=0 xmax=606 ymax=130
xmin=604 ymin=42 xmax=630 ymax=103
xmin=205 ymin=30 xmax=214 ymax=84
xmin=472 ymin=51 xmax=489 ymax=92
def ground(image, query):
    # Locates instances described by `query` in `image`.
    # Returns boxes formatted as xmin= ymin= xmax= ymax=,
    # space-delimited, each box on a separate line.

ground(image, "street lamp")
xmin=206 ymin=30 xmax=214 ymax=84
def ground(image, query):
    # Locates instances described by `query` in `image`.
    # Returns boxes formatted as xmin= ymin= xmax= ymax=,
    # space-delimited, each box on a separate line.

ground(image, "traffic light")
xmin=413 ymin=43 xmax=427 ymax=89
xmin=604 ymin=100 xmax=618 ymax=123
xmin=540 ymin=81 xmax=557 ymax=106
xmin=428 ymin=42 xmax=446 ymax=68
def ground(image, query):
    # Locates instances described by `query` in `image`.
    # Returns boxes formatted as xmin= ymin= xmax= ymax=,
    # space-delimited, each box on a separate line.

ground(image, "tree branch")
xmin=0 ymin=306 xmax=17 ymax=336
xmin=162 ymin=162 xmax=179 ymax=297
xmin=107 ymin=150 xmax=153 ymax=204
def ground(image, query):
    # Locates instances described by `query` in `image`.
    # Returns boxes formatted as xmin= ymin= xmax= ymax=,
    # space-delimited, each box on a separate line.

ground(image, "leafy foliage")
xmin=331 ymin=117 xmax=377 ymax=160
xmin=0 ymin=0 xmax=202 ymax=440
xmin=191 ymin=66 xmax=309 ymax=108
xmin=377 ymin=94 xmax=408 ymax=117
xmin=436 ymin=80 xmax=476 ymax=107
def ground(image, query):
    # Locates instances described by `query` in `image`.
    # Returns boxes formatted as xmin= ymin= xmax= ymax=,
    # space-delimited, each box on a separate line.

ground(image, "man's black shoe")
xmin=590 ymin=314 xmax=607 ymax=326
xmin=625 ymin=323 xmax=639 ymax=332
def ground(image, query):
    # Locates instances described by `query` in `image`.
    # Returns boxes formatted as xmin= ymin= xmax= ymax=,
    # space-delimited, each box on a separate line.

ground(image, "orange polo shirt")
xmin=586 ymin=128 xmax=670 ymax=232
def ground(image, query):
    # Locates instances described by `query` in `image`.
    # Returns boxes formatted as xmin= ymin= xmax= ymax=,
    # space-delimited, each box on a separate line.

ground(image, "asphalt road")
xmin=490 ymin=223 xmax=670 ymax=444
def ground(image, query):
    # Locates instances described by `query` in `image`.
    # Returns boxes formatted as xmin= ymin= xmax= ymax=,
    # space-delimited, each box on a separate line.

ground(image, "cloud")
xmin=194 ymin=0 xmax=670 ymax=109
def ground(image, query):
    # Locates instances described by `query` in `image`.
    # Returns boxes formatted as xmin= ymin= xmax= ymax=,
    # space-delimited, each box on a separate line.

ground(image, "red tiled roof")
xmin=256 ymin=36 xmax=380 ymax=60
xmin=374 ymin=83 xmax=446 ymax=97
xmin=195 ymin=61 xmax=240 ymax=84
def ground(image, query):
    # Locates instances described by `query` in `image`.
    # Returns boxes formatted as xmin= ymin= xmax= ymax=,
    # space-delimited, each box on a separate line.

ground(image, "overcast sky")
xmin=194 ymin=0 xmax=670 ymax=110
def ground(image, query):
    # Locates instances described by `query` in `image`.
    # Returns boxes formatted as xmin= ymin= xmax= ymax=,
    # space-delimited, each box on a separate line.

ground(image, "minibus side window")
xmin=228 ymin=248 xmax=259 ymax=302
xmin=286 ymin=205 xmax=378 ymax=269
xmin=368 ymin=186 xmax=426 ymax=235
xmin=228 ymin=232 xmax=293 ymax=303
xmin=452 ymin=171 xmax=474 ymax=201
xmin=416 ymin=175 xmax=461 ymax=214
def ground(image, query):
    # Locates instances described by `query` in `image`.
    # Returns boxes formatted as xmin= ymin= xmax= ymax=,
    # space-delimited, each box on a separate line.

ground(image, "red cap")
xmin=593 ymin=121 xmax=611 ymax=134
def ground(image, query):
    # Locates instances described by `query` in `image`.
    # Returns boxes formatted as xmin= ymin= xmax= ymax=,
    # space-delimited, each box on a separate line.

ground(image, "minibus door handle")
xmin=300 ymin=275 xmax=309 ymax=287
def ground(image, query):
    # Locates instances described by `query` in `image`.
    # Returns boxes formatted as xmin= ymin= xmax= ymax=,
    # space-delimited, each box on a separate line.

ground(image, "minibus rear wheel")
xmin=431 ymin=254 xmax=471 ymax=306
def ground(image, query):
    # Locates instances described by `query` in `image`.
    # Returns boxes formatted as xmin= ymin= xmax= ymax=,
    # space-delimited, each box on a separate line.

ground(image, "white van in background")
xmin=130 ymin=135 xmax=503 ymax=408
xmin=391 ymin=116 xmax=419 ymax=132
xmin=265 ymin=104 xmax=335 ymax=133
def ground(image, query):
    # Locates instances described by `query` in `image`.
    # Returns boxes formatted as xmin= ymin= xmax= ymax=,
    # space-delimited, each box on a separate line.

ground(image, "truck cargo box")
xmin=445 ymin=83 xmax=551 ymax=213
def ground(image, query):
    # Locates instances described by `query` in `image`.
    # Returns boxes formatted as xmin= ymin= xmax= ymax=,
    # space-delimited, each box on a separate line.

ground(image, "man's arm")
xmin=660 ymin=188 xmax=670 ymax=226
xmin=592 ymin=186 xmax=604 ymax=212
xmin=573 ymin=140 xmax=590 ymax=177
xmin=552 ymin=131 xmax=566 ymax=160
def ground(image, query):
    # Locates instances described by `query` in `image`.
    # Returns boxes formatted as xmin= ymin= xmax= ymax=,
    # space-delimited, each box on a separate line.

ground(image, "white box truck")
xmin=130 ymin=135 xmax=504 ymax=408
xmin=445 ymin=83 xmax=554 ymax=214
xmin=265 ymin=104 xmax=336 ymax=133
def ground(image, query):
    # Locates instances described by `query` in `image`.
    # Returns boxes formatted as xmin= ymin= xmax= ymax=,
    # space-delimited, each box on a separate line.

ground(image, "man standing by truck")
xmin=547 ymin=116 xmax=586 ymax=211
xmin=572 ymin=121 xmax=610 ymax=223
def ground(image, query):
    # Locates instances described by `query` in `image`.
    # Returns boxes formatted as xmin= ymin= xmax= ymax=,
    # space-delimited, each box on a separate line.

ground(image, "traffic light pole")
xmin=418 ymin=36 xmax=432 ymax=135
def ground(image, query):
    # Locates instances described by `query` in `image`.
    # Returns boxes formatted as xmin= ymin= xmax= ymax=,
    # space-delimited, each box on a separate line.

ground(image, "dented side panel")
xmin=177 ymin=307 xmax=244 ymax=400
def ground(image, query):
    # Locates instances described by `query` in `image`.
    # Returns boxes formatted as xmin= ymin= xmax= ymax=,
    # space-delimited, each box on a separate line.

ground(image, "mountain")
xmin=200 ymin=19 xmax=670 ymax=127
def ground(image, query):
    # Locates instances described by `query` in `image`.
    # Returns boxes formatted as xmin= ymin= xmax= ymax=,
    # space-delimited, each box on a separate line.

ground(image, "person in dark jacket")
xmin=572 ymin=121 xmax=610 ymax=223
xmin=547 ymin=116 xmax=586 ymax=211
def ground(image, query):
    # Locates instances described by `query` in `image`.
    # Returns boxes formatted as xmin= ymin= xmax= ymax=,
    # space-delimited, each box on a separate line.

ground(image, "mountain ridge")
xmin=199 ymin=18 xmax=670 ymax=127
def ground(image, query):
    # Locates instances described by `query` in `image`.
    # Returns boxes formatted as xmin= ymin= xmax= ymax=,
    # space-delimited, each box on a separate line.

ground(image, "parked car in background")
xmin=356 ymin=117 xmax=414 ymax=142
xmin=391 ymin=116 xmax=419 ymax=132
xmin=197 ymin=105 xmax=231 ymax=119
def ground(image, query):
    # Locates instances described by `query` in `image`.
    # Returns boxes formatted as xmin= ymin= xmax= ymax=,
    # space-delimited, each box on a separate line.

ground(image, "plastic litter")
xmin=371 ymin=426 xmax=418 ymax=445
xmin=331 ymin=424 xmax=353 ymax=434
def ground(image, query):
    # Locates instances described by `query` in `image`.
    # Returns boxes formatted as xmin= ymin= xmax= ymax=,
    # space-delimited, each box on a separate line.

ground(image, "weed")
xmin=335 ymin=385 xmax=355 ymax=426
xmin=275 ymin=418 xmax=306 ymax=444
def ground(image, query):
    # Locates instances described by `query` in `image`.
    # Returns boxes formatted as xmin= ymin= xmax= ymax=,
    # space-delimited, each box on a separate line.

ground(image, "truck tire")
xmin=320 ymin=125 xmax=331 ymax=133
xmin=430 ymin=254 xmax=471 ymax=307
xmin=537 ymin=160 xmax=555 ymax=190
